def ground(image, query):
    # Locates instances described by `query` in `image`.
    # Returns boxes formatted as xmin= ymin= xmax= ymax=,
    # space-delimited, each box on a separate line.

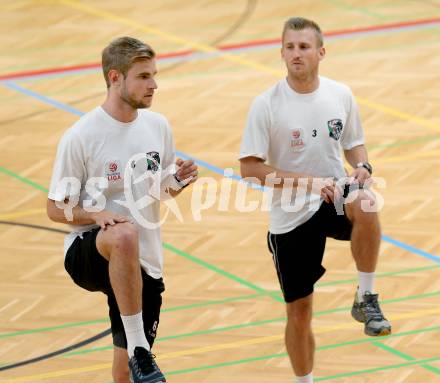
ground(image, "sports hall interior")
xmin=0 ymin=1 xmax=439 ymax=382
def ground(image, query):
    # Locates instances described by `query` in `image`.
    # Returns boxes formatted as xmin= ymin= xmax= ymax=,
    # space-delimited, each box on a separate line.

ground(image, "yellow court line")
xmin=0 ymin=363 xmax=113 ymax=383
xmin=2 ymin=306 xmax=439 ymax=383
xmin=159 ymin=306 xmax=440 ymax=360
xmin=60 ymin=0 xmax=440 ymax=133
xmin=357 ymin=97 xmax=440 ymax=133
xmin=59 ymin=0 xmax=279 ymax=77
xmin=0 ymin=208 xmax=46 ymax=220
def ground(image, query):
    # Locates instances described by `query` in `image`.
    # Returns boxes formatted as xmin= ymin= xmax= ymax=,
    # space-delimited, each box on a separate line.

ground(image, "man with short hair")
xmin=239 ymin=17 xmax=391 ymax=383
xmin=47 ymin=36 xmax=198 ymax=383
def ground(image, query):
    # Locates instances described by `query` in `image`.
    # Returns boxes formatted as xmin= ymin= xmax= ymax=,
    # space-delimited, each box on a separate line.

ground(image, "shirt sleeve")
xmin=159 ymin=119 xmax=180 ymax=200
xmin=239 ymin=95 xmax=271 ymax=161
xmin=48 ymin=130 xmax=86 ymax=201
xmin=340 ymin=91 xmax=364 ymax=150
xmin=161 ymin=119 xmax=176 ymax=174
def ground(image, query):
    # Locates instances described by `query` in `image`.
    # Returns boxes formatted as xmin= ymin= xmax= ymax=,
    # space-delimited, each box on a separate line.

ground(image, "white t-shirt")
xmin=239 ymin=76 xmax=364 ymax=234
xmin=49 ymin=106 xmax=178 ymax=279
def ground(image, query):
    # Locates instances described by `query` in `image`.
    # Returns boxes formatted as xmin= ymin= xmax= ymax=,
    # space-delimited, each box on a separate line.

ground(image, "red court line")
xmin=0 ymin=50 xmax=194 ymax=81
xmin=1 ymin=17 xmax=439 ymax=81
xmin=219 ymin=17 xmax=440 ymax=50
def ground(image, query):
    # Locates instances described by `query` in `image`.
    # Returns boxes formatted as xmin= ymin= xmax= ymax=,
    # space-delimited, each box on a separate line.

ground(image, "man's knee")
xmin=98 ymin=222 xmax=139 ymax=258
xmin=286 ymin=295 xmax=313 ymax=327
xmin=346 ymin=190 xmax=378 ymax=222
xmin=112 ymin=223 xmax=139 ymax=251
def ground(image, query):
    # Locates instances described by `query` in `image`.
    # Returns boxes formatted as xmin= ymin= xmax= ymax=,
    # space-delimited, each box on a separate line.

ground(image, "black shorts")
xmin=267 ymin=200 xmax=353 ymax=303
xmin=64 ymin=228 xmax=165 ymax=349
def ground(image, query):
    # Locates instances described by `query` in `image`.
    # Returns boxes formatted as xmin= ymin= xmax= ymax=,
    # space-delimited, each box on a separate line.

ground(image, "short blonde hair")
xmin=282 ymin=17 xmax=323 ymax=47
xmin=102 ymin=37 xmax=155 ymax=88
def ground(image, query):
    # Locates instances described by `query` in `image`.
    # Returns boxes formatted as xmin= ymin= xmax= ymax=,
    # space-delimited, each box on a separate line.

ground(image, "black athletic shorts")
xmin=267 ymin=198 xmax=353 ymax=303
xmin=64 ymin=228 xmax=165 ymax=349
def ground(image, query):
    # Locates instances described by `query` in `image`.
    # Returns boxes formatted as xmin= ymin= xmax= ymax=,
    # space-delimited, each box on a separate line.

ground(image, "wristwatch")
xmin=173 ymin=173 xmax=190 ymax=189
xmin=356 ymin=162 xmax=373 ymax=175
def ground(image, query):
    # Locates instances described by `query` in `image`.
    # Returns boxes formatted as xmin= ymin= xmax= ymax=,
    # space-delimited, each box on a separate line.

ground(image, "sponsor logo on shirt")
xmin=290 ymin=128 xmax=305 ymax=151
xmin=327 ymin=119 xmax=343 ymax=141
xmin=105 ymin=160 xmax=122 ymax=181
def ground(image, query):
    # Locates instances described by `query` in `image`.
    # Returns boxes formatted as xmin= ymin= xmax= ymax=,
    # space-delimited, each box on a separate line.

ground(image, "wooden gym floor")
xmin=0 ymin=1 xmax=439 ymax=382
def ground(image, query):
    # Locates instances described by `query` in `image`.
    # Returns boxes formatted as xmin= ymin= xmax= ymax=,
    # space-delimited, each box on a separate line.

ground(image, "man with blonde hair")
xmin=47 ymin=36 xmax=198 ymax=383
xmin=239 ymin=17 xmax=391 ymax=383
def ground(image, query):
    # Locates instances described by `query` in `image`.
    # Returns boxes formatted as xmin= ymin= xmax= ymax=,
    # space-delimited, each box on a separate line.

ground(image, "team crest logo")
xmin=327 ymin=119 xmax=343 ymax=141
xmin=146 ymin=151 xmax=160 ymax=173
xmin=105 ymin=160 xmax=122 ymax=181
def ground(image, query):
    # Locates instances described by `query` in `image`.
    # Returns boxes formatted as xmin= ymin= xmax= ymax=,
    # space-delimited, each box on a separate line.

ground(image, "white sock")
xmin=296 ymin=372 xmax=313 ymax=383
xmin=120 ymin=311 xmax=150 ymax=357
xmin=358 ymin=271 xmax=375 ymax=301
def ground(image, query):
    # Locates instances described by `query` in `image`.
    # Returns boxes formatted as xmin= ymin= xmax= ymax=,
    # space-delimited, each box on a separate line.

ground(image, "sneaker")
xmin=129 ymin=347 xmax=166 ymax=383
xmin=351 ymin=290 xmax=391 ymax=336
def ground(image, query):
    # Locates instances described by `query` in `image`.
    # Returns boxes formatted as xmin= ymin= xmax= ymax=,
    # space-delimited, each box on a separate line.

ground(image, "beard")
xmin=120 ymin=85 xmax=149 ymax=109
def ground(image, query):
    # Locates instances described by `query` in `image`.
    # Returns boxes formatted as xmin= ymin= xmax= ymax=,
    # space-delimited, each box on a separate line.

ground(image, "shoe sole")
xmin=129 ymin=372 xmax=166 ymax=383
xmin=365 ymin=327 xmax=392 ymax=337
xmin=352 ymin=308 xmax=391 ymax=337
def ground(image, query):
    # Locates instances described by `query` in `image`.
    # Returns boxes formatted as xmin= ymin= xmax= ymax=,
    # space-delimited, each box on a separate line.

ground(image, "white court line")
xmin=0 ymin=299 xmax=19 ymax=315
xmin=10 ymin=296 xmax=44 ymax=322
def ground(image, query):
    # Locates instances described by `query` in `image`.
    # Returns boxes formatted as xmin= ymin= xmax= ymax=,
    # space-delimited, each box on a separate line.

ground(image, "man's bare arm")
xmin=240 ymin=156 xmax=336 ymax=203
xmin=46 ymin=199 xmax=131 ymax=230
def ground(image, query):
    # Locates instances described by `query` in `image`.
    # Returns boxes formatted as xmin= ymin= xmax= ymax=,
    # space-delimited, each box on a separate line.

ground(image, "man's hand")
xmin=315 ymin=178 xmax=344 ymax=204
xmin=320 ymin=183 xmax=336 ymax=203
xmin=91 ymin=211 xmax=132 ymax=230
xmin=348 ymin=167 xmax=371 ymax=186
xmin=175 ymin=158 xmax=198 ymax=186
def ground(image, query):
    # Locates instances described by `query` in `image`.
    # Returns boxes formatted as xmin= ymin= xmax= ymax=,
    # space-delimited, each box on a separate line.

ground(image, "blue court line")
xmin=4 ymin=20 xmax=440 ymax=83
xmin=0 ymin=80 xmax=263 ymax=190
xmin=1 ymin=81 xmax=439 ymax=264
xmin=175 ymin=151 xmax=264 ymax=191
xmin=2 ymin=81 xmax=84 ymax=116
xmin=176 ymin=151 xmax=241 ymax=182
xmin=382 ymin=235 xmax=440 ymax=263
